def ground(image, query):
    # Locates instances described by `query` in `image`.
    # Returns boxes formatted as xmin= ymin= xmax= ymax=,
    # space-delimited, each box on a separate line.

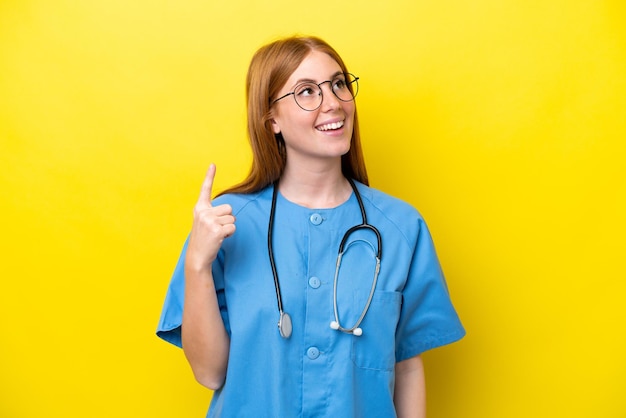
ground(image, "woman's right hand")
xmin=182 ymin=164 xmax=234 ymax=389
xmin=185 ymin=164 xmax=236 ymax=271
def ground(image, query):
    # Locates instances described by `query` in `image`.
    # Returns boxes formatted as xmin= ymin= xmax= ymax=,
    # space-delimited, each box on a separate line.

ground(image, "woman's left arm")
xmin=394 ymin=355 xmax=426 ymax=418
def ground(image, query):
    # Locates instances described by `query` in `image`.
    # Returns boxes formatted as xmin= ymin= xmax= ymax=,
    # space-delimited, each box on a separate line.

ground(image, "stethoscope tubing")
xmin=268 ymin=184 xmax=293 ymax=338
xmin=331 ymin=242 xmax=381 ymax=335
xmin=267 ymin=178 xmax=382 ymax=338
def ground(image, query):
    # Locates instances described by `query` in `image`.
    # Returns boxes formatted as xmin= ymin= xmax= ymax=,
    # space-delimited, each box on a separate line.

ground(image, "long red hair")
xmin=219 ymin=36 xmax=368 ymax=196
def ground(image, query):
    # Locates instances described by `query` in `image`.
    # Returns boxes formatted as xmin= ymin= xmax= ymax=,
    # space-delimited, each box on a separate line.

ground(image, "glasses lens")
xmin=294 ymin=83 xmax=322 ymax=111
xmin=332 ymin=74 xmax=359 ymax=102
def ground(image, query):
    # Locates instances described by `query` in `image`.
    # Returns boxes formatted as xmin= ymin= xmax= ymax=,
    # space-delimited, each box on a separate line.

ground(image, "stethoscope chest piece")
xmin=278 ymin=311 xmax=292 ymax=338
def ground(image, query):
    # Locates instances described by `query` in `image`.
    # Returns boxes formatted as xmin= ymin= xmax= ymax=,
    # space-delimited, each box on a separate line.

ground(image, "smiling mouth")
xmin=316 ymin=120 xmax=344 ymax=131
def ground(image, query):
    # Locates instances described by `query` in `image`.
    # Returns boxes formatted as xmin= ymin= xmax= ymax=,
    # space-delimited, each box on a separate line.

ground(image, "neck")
xmin=278 ymin=161 xmax=352 ymax=209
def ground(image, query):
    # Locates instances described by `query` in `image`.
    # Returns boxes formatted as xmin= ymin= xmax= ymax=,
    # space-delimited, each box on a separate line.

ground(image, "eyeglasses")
xmin=272 ymin=73 xmax=359 ymax=111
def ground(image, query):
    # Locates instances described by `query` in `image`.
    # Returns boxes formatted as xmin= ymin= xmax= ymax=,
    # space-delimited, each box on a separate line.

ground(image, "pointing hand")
xmin=186 ymin=164 xmax=236 ymax=271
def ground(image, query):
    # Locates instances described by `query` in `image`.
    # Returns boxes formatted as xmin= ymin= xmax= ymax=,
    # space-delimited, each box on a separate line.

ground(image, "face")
xmin=270 ymin=50 xmax=355 ymax=167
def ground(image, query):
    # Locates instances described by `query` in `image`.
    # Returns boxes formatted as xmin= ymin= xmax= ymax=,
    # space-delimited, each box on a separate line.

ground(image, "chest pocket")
xmin=351 ymin=290 xmax=402 ymax=371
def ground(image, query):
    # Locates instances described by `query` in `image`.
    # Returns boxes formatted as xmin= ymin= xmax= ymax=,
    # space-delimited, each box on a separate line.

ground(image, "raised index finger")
xmin=197 ymin=163 xmax=217 ymax=208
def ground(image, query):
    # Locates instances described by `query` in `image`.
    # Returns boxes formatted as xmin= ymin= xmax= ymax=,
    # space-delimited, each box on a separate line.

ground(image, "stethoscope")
xmin=268 ymin=178 xmax=382 ymax=339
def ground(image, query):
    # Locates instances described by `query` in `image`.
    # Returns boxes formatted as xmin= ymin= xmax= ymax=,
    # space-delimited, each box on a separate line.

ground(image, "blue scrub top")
xmin=157 ymin=182 xmax=465 ymax=418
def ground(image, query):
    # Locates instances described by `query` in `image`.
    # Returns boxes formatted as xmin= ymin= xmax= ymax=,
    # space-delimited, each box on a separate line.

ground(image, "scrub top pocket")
xmin=351 ymin=290 xmax=402 ymax=371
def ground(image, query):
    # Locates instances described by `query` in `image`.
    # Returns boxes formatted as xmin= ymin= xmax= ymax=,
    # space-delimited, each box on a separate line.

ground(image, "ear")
xmin=270 ymin=117 xmax=281 ymax=134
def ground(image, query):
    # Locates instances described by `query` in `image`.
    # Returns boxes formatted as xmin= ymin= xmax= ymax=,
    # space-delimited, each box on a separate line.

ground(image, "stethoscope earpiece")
xmin=329 ymin=321 xmax=363 ymax=336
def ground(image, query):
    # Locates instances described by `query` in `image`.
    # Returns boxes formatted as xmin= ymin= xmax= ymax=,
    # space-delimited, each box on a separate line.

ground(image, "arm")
xmin=182 ymin=164 xmax=235 ymax=390
xmin=182 ymin=264 xmax=230 ymax=389
xmin=394 ymin=355 xmax=426 ymax=418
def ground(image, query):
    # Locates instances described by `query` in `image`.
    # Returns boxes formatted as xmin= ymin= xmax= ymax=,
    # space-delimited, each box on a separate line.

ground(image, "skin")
xmin=270 ymin=50 xmax=356 ymax=208
xmin=182 ymin=163 xmax=233 ymax=390
xmin=182 ymin=50 xmax=426 ymax=417
xmin=395 ymin=355 xmax=427 ymax=418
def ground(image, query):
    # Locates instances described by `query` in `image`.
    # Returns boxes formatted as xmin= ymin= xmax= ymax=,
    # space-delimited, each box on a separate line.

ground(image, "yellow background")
xmin=1 ymin=0 xmax=625 ymax=416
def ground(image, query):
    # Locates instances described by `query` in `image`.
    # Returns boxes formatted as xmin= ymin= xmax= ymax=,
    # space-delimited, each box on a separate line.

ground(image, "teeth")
xmin=317 ymin=120 xmax=344 ymax=131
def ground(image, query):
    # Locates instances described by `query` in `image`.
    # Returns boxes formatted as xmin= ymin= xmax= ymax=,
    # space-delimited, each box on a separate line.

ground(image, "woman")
xmin=157 ymin=35 xmax=465 ymax=417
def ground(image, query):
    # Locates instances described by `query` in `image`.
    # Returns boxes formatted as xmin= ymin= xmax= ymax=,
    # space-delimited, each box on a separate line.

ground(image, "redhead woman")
xmin=157 ymin=35 xmax=464 ymax=418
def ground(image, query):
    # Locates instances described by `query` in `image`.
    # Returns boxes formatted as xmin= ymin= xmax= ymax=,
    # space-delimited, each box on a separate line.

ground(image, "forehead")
xmin=286 ymin=50 xmax=343 ymax=85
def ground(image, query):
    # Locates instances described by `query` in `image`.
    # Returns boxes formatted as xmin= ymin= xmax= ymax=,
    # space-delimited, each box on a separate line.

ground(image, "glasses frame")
xmin=271 ymin=73 xmax=359 ymax=111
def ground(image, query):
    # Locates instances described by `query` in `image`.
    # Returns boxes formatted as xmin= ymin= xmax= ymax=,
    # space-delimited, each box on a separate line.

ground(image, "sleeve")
xmin=395 ymin=218 xmax=465 ymax=361
xmin=155 ymin=237 xmax=230 ymax=348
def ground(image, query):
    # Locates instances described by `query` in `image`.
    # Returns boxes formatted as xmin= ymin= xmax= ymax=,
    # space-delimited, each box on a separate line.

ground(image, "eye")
xmin=332 ymin=77 xmax=347 ymax=90
xmin=295 ymin=83 xmax=319 ymax=97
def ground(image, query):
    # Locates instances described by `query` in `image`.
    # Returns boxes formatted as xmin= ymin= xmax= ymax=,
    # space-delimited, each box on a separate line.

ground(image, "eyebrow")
xmin=291 ymin=71 xmax=344 ymax=87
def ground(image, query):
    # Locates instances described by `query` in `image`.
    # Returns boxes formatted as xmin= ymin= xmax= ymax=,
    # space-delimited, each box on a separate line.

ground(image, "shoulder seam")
xmin=216 ymin=189 xmax=268 ymax=217
xmin=356 ymin=183 xmax=421 ymax=250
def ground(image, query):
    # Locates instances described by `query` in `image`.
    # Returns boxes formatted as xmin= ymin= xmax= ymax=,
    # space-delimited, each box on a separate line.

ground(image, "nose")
xmin=320 ymin=82 xmax=340 ymax=110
